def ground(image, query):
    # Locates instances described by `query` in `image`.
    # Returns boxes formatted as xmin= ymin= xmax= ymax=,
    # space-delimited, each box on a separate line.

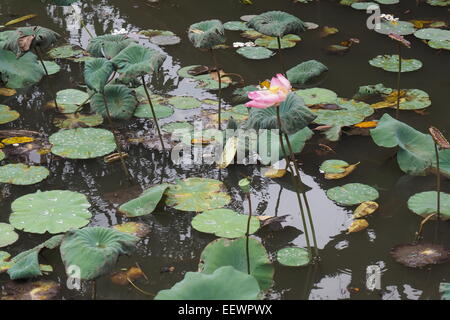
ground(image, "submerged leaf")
xmin=277 ymin=247 xmax=310 ymax=267
xmin=391 ymin=243 xmax=449 ymax=268
xmin=347 ymin=219 xmax=369 ymax=233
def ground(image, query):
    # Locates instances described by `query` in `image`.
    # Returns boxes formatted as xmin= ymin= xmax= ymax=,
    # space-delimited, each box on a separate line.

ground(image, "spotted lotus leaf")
xmin=0 ymin=164 xmax=49 ymax=185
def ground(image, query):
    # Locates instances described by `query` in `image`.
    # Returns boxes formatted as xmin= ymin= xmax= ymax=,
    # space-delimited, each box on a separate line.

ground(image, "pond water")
xmin=0 ymin=0 xmax=449 ymax=300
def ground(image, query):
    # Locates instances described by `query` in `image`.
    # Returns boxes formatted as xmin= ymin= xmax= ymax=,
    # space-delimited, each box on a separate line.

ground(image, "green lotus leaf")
xmin=254 ymin=34 xmax=301 ymax=49
xmin=407 ymin=191 xmax=450 ymax=220
xmin=351 ymin=2 xmax=379 ymax=9
xmin=428 ymin=40 xmax=450 ymax=50
xmin=9 ymin=190 xmax=91 ymax=234
xmin=188 ymin=20 xmax=226 ymax=49
xmin=247 ymin=11 xmax=307 ymax=37
xmin=236 ymin=46 xmax=274 ymax=60
xmin=0 ymin=251 xmax=12 ymax=272
xmin=245 ymin=93 xmax=316 ymax=135
xmin=0 ymin=164 xmax=49 ymax=185
xmin=53 ymin=113 xmax=103 ymax=129
xmin=177 ymin=65 xmax=202 ymax=79
xmin=287 ymin=60 xmax=328 ymax=85
xmin=55 ymin=89 xmax=89 ymax=113
xmin=191 ymin=208 xmax=260 ymax=238
xmin=134 ymin=102 xmax=173 ymax=119
xmin=199 ymin=237 xmax=274 ymax=291
xmin=0 ymin=50 xmax=44 ymax=88
xmin=49 ymin=128 xmax=116 ymax=159
xmin=369 ymin=55 xmax=423 ymax=72
xmin=414 ymin=28 xmax=450 ymax=41
xmin=84 ymin=58 xmax=114 ymax=92
xmin=177 ymin=65 xmax=231 ymax=90
xmin=224 ymin=21 xmax=252 ymax=31
xmin=277 ymin=247 xmax=310 ymax=267
xmin=353 ymin=83 xmax=394 ymax=100
xmin=326 ymin=183 xmax=379 ymax=206
xmin=375 ymin=0 xmax=399 ymax=3
xmin=0 ymin=150 xmax=5 ymax=161
xmin=90 ymin=84 xmax=137 ymax=120
xmin=0 ymin=223 xmax=18 ymax=248
xmin=167 ymin=96 xmax=202 ymax=110
xmin=118 ymin=184 xmax=171 ymax=217
xmin=374 ymin=21 xmax=416 ymax=36
xmin=7 ymin=235 xmax=63 ymax=280
xmin=45 ymin=0 xmax=80 ymax=5
xmin=87 ymin=34 xmax=135 ymax=59
xmin=396 ymin=89 xmax=431 ymax=110
xmin=155 ymin=266 xmax=260 ymax=300
xmin=41 ymin=60 xmax=60 ymax=75
xmin=165 ymin=178 xmax=231 ymax=212
xmin=426 ymin=0 xmax=450 ymax=6
xmin=320 ymin=159 xmax=350 ymax=174
xmin=161 ymin=121 xmax=194 ymax=133
xmin=139 ymin=29 xmax=176 ymax=37
xmin=60 ymin=227 xmax=138 ymax=280
xmin=112 ymin=222 xmax=150 ymax=238
xmin=294 ymin=88 xmax=338 ymax=106
xmin=240 ymin=29 xmax=265 ymax=40
xmin=370 ymin=114 xmax=450 ymax=176
xmin=111 ymin=44 xmax=167 ymax=78
xmin=440 ymin=283 xmax=450 ymax=300
xmin=149 ymin=35 xmax=181 ymax=46
xmin=4 ymin=26 xmax=59 ymax=55
xmin=0 ymin=104 xmax=19 ymax=124
xmin=48 ymin=44 xmax=84 ymax=59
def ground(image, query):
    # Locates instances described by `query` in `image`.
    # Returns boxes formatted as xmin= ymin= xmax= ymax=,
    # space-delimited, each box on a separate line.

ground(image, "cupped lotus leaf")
xmin=165 ymin=178 xmax=231 ymax=212
xmin=0 ymin=223 xmax=18 ymax=248
xmin=199 ymin=237 xmax=274 ymax=291
xmin=245 ymin=93 xmax=316 ymax=135
xmin=84 ymin=58 xmax=114 ymax=92
xmin=188 ymin=20 xmax=226 ymax=49
xmin=87 ymin=34 xmax=135 ymax=59
xmin=90 ymin=84 xmax=137 ymax=120
xmin=7 ymin=235 xmax=63 ymax=280
xmin=119 ymin=184 xmax=170 ymax=217
xmin=155 ymin=266 xmax=260 ymax=300
xmin=370 ymin=114 xmax=450 ymax=176
xmin=414 ymin=28 xmax=450 ymax=41
xmin=53 ymin=113 xmax=103 ymax=129
xmin=134 ymin=102 xmax=173 ymax=119
xmin=224 ymin=21 xmax=252 ymax=31
xmin=41 ymin=60 xmax=60 ymax=75
xmin=0 ymin=164 xmax=49 ymax=185
xmin=9 ymin=190 xmax=91 ymax=234
xmin=277 ymin=247 xmax=310 ymax=267
xmin=0 ymin=50 xmax=44 ymax=88
xmin=369 ymin=55 xmax=423 ymax=72
xmin=254 ymin=34 xmax=301 ymax=49
xmin=353 ymin=83 xmax=393 ymax=100
xmin=320 ymin=159 xmax=349 ymax=174
xmin=407 ymin=191 xmax=450 ymax=220
xmin=167 ymin=96 xmax=202 ymax=110
xmin=113 ymin=222 xmax=150 ymax=238
xmin=48 ymin=44 xmax=83 ymax=59
xmin=294 ymin=88 xmax=338 ymax=106
xmin=236 ymin=46 xmax=274 ymax=60
xmin=60 ymin=227 xmax=138 ymax=280
xmin=162 ymin=121 xmax=194 ymax=133
xmin=440 ymin=283 xmax=450 ymax=300
xmin=391 ymin=243 xmax=449 ymax=268
xmin=5 ymin=26 xmax=59 ymax=55
xmin=428 ymin=40 xmax=450 ymax=50
xmin=55 ymin=89 xmax=89 ymax=113
xmin=191 ymin=208 xmax=260 ymax=238
xmin=0 ymin=104 xmax=19 ymax=124
xmin=287 ymin=60 xmax=328 ymax=85
xmin=111 ymin=44 xmax=167 ymax=77
xmin=326 ymin=183 xmax=379 ymax=206
xmin=374 ymin=21 xmax=416 ymax=36
xmin=351 ymin=2 xmax=379 ymax=9
xmin=49 ymin=128 xmax=116 ymax=159
xmin=246 ymin=11 xmax=306 ymax=37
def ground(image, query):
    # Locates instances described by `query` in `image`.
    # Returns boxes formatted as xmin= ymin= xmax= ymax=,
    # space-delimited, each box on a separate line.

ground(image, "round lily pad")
xmin=167 ymin=96 xmax=202 ymax=110
xmin=351 ymin=2 xmax=379 ymax=10
xmin=0 ymin=150 xmax=5 ymax=161
xmin=326 ymin=183 xmax=379 ymax=206
xmin=369 ymin=55 xmax=423 ymax=72
xmin=0 ymin=223 xmax=19 ymax=248
xmin=294 ymin=88 xmax=338 ymax=106
xmin=9 ymin=190 xmax=92 ymax=234
xmin=49 ymin=128 xmax=116 ymax=159
xmin=41 ymin=61 xmax=60 ymax=75
xmin=48 ymin=44 xmax=84 ymax=59
xmin=255 ymin=34 xmax=301 ymax=49
xmin=397 ymin=89 xmax=431 ymax=110
xmin=52 ymin=113 xmax=104 ymax=129
xmin=236 ymin=46 xmax=274 ymax=60
xmin=0 ymin=104 xmax=19 ymax=124
xmin=374 ymin=21 xmax=416 ymax=36
xmin=224 ymin=21 xmax=252 ymax=31
xmin=191 ymin=208 xmax=260 ymax=238
xmin=150 ymin=35 xmax=181 ymax=46
xmin=134 ymin=102 xmax=173 ymax=119
xmin=165 ymin=178 xmax=231 ymax=212
xmin=428 ymin=40 xmax=450 ymax=50
xmin=407 ymin=191 xmax=450 ymax=220
xmin=320 ymin=160 xmax=349 ymax=174
xmin=0 ymin=164 xmax=49 ymax=185
xmin=313 ymin=98 xmax=374 ymax=127
xmin=277 ymin=247 xmax=310 ymax=267
xmin=55 ymin=89 xmax=89 ymax=113
xmin=414 ymin=28 xmax=450 ymax=41
xmin=161 ymin=121 xmax=194 ymax=133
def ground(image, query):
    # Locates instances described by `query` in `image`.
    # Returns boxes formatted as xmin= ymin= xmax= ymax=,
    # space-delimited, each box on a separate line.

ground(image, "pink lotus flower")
xmin=245 ymin=74 xmax=292 ymax=109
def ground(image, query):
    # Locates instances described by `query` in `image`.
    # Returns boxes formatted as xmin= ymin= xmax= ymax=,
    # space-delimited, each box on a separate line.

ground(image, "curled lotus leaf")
xmin=0 ymin=164 xmax=49 ymax=185
xmin=111 ymin=44 xmax=167 ymax=77
xmin=87 ymin=34 xmax=135 ymax=59
xmin=118 ymin=184 xmax=171 ymax=217
xmin=188 ymin=20 xmax=226 ymax=49
xmin=84 ymin=58 xmax=114 ymax=92
xmin=246 ymin=11 xmax=307 ymax=37
xmin=90 ymin=84 xmax=137 ymax=120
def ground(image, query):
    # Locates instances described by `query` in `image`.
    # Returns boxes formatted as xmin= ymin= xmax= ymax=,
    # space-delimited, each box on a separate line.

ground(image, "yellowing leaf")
xmin=217 ymin=136 xmax=238 ymax=169
xmin=4 ymin=14 xmax=37 ymax=27
xmin=191 ymin=29 xmax=204 ymax=34
xmin=263 ymin=168 xmax=287 ymax=178
xmin=111 ymin=266 xmax=144 ymax=286
xmin=352 ymin=201 xmax=379 ymax=218
xmin=354 ymin=121 xmax=378 ymax=128
xmin=2 ymin=137 xmax=34 ymax=145
xmin=370 ymin=91 xmax=406 ymax=109
xmin=0 ymin=88 xmax=16 ymax=96
xmin=325 ymin=162 xmax=360 ymax=180
xmin=347 ymin=219 xmax=369 ymax=234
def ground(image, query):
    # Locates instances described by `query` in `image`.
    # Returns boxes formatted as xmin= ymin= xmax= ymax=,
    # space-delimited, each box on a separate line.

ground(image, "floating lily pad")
xmin=161 ymin=121 xmax=194 ymax=133
xmin=149 ymin=35 xmax=181 ymax=46
xmin=391 ymin=243 xmax=449 ymax=268
xmin=320 ymin=159 xmax=349 ymax=174
xmin=191 ymin=208 xmax=260 ymax=238
xmin=49 ymin=128 xmax=116 ymax=159
xmin=224 ymin=21 xmax=252 ymax=31
xmin=52 ymin=113 xmax=103 ymax=129
xmin=326 ymin=183 xmax=379 ymax=206
xmin=287 ymin=60 xmax=328 ymax=85
xmin=376 ymin=0 xmax=399 ymax=3
xmin=277 ymin=247 xmax=310 ymax=267
xmin=414 ymin=28 xmax=450 ymax=41
xmin=407 ymin=191 xmax=450 ymax=220
xmin=167 ymin=96 xmax=202 ymax=110
xmin=351 ymin=2 xmax=379 ymax=10
xmin=48 ymin=44 xmax=84 ymax=59
xmin=155 ymin=266 xmax=261 ymax=300
xmin=428 ymin=40 xmax=450 ymax=50
xmin=236 ymin=46 xmax=274 ymax=60
xmin=55 ymin=89 xmax=89 ymax=113
xmin=177 ymin=65 xmax=231 ymax=90
xmin=41 ymin=61 xmax=60 ymax=75
xmin=118 ymin=184 xmax=170 ymax=217
xmin=0 ymin=150 xmax=5 ymax=161
xmin=0 ymin=164 xmax=49 ymax=185
xmin=199 ymin=237 xmax=274 ymax=291
xmin=112 ymin=222 xmax=150 ymax=238
xmin=0 ymin=223 xmax=18 ymax=248
xmin=374 ymin=21 xmax=416 ymax=36
xmin=134 ymin=102 xmax=173 ymax=119
xmin=0 ymin=50 xmax=45 ymax=89
xmin=139 ymin=29 xmax=176 ymax=37
xmin=370 ymin=89 xmax=431 ymax=110
xmin=165 ymin=178 xmax=231 ymax=212
xmin=294 ymin=88 xmax=338 ymax=106
xmin=0 ymin=105 xmax=19 ymax=124
xmin=369 ymin=55 xmax=423 ymax=72
xmin=255 ymin=34 xmax=301 ymax=49
xmin=426 ymin=0 xmax=450 ymax=6
xmin=9 ymin=190 xmax=91 ymax=234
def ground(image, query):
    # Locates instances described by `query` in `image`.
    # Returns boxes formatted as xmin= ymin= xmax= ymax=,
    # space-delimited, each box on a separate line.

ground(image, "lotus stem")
xmin=80 ymin=19 xmax=94 ymax=39
xmin=34 ymin=47 xmax=61 ymax=113
xmin=74 ymin=92 xmax=95 ymax=114
xmin=210 ymin=49 xmax=222 ymax=130
xmin=416 ymin=213 xmax=437 ymax=241
xmin=102 ymin=93 xmax=132 ymax=181
xmin=276 ymin=107 xmax=312 ymax=257
xmin=277 ymin=36 xmax=286 ymax=75
xmin=434 ymin=142 xmax=441 ymax=221
xmin=245 ymin=192 xmax=252 ymax=275
xmin=140 ymin=76 xmax=165 ymax=152
xmin=396 ymin=43 xmax=402 ymax=119
xmin=91 ymin=280 xmax=96 ymax=300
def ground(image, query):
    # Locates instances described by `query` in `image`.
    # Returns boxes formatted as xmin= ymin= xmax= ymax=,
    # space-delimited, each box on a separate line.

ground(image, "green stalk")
xmin=245 ymin=192 xmax=252 ymax=275
xmin=141 ymin=76 xmax=165 ymax=151
xmin=396 ymin=43 xmax=402 ymax=119
xmin=210 ymin=49 xmax=222 ymax=130
xmin=277 ymin=36 xmax=286 ymax=75
xmin=434 ymin=142 xmax=441 ymax=221
xmin=35 ymin=47 xmax=61 ymax=113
